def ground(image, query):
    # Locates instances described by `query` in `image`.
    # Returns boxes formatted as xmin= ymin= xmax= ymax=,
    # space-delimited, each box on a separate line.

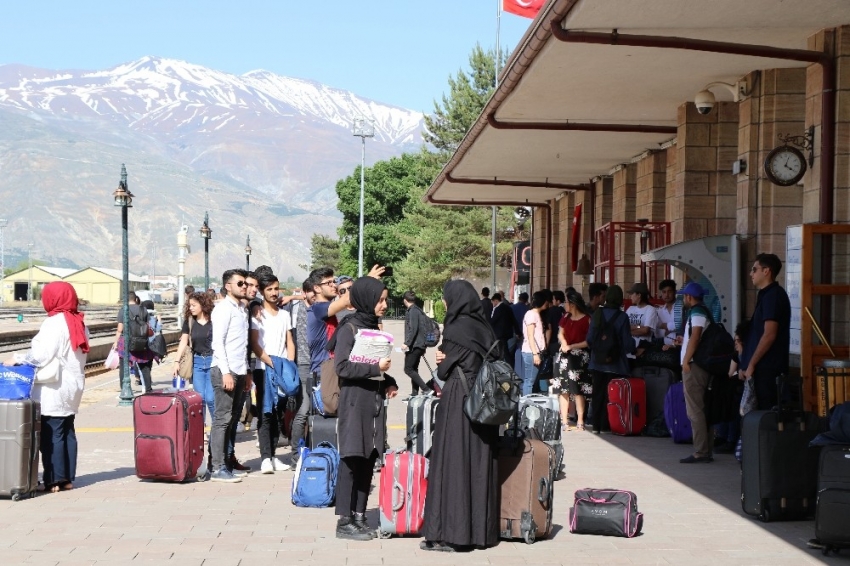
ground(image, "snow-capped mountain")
xmin=0 ymin=57 xmax=427 ymax=278
xmin=0 ymin=56 xmax=423 ymax=144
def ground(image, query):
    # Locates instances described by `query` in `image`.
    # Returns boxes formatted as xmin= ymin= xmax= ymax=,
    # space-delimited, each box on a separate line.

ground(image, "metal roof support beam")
xmin=487 ymin=113 xmax=677 ymax=134
xmin=549 ymin=23 xmax=836 ymax=225
xmin=444 ymin=173 xmax=590 ymax=191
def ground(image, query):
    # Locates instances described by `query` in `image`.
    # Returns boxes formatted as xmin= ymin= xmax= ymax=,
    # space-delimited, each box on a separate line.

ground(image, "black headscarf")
xmin=441 ymin=279 xmax=497 ymax=358
xmin=591 ymin=284 xmax=624 ymax=329
xmin=326 ymin=276 xmax=386 ymax=351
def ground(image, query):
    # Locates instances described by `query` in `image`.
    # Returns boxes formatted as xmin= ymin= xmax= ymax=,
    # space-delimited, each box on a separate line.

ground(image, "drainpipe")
xmin=549 ymin=24 xmax=836 ymax=225
xmin=487 ymin=113 xmax=677 ymax=135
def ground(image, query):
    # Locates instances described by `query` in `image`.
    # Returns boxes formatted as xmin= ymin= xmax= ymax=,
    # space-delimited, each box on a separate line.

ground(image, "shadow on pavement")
xmin=74 ymin=466 xmax=137 ymax=487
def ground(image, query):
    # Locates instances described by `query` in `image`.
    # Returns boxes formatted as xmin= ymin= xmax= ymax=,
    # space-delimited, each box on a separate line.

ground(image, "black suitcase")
xmin=632 ymin=366 xmax=677 ymax=421
xmin=740 ymin=376 xmax=821 ymax=522
xmin=815 ymin=445 xmax=850 ymax=555
xmin=405 ymin=394 xmax=440 ymax=457
xmin=0 ymin=399 xmax=40 ymax=501
xmin=308 ymin=414 xmax=338 ymax=449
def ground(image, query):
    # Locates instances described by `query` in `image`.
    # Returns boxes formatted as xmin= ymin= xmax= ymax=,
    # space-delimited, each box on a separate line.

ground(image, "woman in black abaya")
xmin=421 ymin=280 xmax=500 ymax=552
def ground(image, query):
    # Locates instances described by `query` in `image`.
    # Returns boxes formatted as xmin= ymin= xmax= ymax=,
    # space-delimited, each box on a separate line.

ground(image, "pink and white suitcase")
xmin=133 ymin=391 xmax=205 ymax=482
xmin=378 ymin=450 xmax=428 ymax=538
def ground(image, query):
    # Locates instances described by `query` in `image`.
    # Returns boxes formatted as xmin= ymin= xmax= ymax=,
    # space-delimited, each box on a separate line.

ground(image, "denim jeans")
xmin=192 ymin=355 xmax=214 ymax=425
xmin=209 ymin=367 xmax=246 ymax=471
xmin=521 ymin=352 xmax=539 ymax=396
xmin=40 ymin=415 xmax=77 ymax=487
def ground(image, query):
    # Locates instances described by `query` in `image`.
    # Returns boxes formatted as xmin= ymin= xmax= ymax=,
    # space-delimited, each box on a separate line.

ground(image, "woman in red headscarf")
xmin=3 ymin=282 xmax=89 ymax=493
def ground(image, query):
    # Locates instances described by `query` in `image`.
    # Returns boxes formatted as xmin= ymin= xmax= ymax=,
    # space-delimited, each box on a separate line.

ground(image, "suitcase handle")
xmin=537 ymin=477 xmax=550 ymax=506
xmin=392 ymin=481 xmax=404 ymax=511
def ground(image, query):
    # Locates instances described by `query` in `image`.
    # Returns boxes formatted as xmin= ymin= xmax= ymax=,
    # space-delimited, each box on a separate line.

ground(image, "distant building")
xmin=64 ymin=267 xmax=149 ymax=305
xmin=1 ymin=266 xmax=77 ymax=303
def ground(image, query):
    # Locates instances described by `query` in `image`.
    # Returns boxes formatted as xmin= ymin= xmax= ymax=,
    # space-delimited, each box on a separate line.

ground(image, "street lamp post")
xmin=113 ymin=164 xmax=135 ymax=406
xmin=638 ymin=218 xmax=650 ymax=285
xmin=27 ymin=243 xmax=33 ymax=302
xmin=352 ymin=117 xmax=375 ymax=277
xmin=199 ymin=212 xmax=212 ymax=290
xmin=0 ymin=218 xmax=7 ymax=304
xmin=245 ymin=235 xmax=252 ymax=271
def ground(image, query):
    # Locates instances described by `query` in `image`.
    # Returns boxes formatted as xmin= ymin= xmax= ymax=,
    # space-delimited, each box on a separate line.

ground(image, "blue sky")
xmin=0 ymin=1 xmax=533 ymax=113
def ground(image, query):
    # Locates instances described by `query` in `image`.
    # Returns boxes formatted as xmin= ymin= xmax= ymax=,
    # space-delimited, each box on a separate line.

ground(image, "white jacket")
xmin=15 ymin=315 xmax=88 ymax=417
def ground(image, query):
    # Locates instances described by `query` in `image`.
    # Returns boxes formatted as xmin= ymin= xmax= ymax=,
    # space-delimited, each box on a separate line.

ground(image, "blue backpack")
xmin=291 ymin=441 xmax=339 ymax=507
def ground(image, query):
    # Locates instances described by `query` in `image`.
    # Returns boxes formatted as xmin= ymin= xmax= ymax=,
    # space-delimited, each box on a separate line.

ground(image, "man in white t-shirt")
xmin=677 ymin=282 xmax=713 ymax=464
xmin=249 ymin=273 xmax=295 ymax=474
xmin=625 ymin=283 xmax=659 ymax=352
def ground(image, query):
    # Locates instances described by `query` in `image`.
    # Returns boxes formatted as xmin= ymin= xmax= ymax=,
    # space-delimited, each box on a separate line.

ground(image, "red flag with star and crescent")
xmin=502 ymin=0 xmax=545 ymax=19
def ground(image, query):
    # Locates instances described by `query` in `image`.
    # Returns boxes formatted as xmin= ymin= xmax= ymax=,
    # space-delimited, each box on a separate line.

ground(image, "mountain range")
xmin=0 ymin=56 xmax=425 ymax=280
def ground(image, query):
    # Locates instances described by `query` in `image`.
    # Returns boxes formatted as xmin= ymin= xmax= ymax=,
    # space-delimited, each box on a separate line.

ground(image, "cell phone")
xmin=382 ymin=266 xmax=394 ymax=277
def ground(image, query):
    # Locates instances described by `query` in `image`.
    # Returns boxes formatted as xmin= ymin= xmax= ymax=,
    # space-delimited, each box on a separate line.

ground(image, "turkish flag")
xmin=502 ymin=0 xmax=545 ymax=19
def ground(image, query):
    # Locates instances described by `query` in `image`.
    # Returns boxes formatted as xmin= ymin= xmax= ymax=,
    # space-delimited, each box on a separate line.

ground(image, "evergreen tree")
xmin=423 ymin=44 xmax=503 ymax=153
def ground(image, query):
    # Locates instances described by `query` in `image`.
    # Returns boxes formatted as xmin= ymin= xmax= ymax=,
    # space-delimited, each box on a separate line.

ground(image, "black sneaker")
xmin=352 ymin=514 xmax=376 ymax=539
xmin=336 ymin=518 xmax=373 ymax=541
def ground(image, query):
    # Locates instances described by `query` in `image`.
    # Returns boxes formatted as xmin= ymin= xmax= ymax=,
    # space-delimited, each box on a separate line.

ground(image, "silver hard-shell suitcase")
xmin=0 ymin=399 xmax=40 ymax=500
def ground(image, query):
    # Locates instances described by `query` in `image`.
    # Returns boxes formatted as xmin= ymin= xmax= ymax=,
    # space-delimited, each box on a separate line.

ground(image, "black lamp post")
xmin=245 ymin=235 xmax=252 ymax=271
xmin=200 ymin=212 xmax=212 ymax=290
xmin=638 ymin=218 xmax=650 ymax=285
xmin=113 ymin=164 xmax=135 ymax=406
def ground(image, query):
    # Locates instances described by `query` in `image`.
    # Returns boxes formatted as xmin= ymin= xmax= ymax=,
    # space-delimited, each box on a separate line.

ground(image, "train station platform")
xmin=0 ymin=320 xmax=840 ymax=565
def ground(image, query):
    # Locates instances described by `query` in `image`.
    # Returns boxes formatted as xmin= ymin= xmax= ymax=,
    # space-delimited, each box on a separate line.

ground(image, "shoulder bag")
xmin=177 ymin=318 xmax=194 ymax=381
xmin=35 ymin=356 xmax=62 ymax=384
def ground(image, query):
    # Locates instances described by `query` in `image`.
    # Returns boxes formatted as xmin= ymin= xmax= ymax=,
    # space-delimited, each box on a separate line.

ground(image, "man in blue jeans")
xmin=285 ymin=278 xmax=316 ymax=464
xmin=208 ymin=268 xmax=251 ymax=483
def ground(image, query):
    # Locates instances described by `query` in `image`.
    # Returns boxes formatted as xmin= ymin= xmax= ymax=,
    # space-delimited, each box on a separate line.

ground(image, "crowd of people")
xmin=0 ymin=251 xmax=790 ymax=550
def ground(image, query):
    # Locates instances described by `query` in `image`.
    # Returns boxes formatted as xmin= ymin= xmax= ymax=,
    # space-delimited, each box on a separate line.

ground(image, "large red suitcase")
xmin=378 ymin=450 xmax=427 ymax=538
xmin=133 ymin=391 xmax=205 ymax=482
xmin=607 ymin=378 xmax=647 ymax=436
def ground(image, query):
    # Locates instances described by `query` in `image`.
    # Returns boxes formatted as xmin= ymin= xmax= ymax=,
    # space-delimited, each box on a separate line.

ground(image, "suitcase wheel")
xmin=11 ymin=493 xmax=21 ymax=502
xmin=378 ymin=530 xmax=392 ymax=540
xmin=523 ymin=529 xmax=535 ymax=544
xmin=758 ymin=509 xmax=770 ymax=523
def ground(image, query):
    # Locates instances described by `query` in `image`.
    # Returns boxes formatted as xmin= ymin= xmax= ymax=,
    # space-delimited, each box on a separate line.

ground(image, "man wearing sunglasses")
xmin=335 ymin=276 xmax=356 ymax=322
xmin=209 ymin=269 xmax=251 ymax=483
xmin=740 ymin=253 xmax=790 ymax=410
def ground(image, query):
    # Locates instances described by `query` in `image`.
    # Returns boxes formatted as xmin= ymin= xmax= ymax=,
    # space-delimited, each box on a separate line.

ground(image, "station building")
xmin=1 ymin=266 xmax=148 ymax=305
xmin=425 ymin=0 xmax=850 ymax=413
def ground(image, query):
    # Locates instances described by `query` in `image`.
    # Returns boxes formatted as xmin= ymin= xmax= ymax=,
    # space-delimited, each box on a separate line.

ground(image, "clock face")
xmin=765 ymin=146 xmax=806 ymax=186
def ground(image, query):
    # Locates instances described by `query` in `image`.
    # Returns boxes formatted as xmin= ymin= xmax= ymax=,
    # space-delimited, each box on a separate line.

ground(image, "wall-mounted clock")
xmin=764 ymin=145 xmax=806 ymax=186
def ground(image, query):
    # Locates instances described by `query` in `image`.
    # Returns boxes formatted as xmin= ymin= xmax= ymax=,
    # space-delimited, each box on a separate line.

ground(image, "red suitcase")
xmin=378 ymin=450 xmax=428 ymax=538
xmin=133 ymin=391 xmax=205 ymax=482
xmin=607 ymin=378 xmax=647 ymax=436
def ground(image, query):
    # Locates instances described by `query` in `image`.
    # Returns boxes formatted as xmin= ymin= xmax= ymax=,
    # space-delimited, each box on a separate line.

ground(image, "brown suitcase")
xmin=498 ymin=435 xmax=555 ymax=543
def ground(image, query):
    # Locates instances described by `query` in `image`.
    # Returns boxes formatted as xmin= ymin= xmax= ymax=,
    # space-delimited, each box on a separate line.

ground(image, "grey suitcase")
xmin=405 ymin=394 xmax=440 ymax=457
xmin=308 ymin=415 xmax=338 ymax=450
xmin=0 ymin=399 xmax=40 ymax=501
xmin=632 ymin=366 xmax=677 ymax=421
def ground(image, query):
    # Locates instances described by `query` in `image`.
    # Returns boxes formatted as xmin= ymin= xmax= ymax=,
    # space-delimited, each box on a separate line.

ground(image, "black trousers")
xmin=254 ymin=369 xmax=280 ymax=460
xmin=335 ymin=453 xmax=378 ymax=516
xmin=404 ymin=347 xmax=429 ymax=395
xmin=590 ymin=370 xmax=613 ymax=433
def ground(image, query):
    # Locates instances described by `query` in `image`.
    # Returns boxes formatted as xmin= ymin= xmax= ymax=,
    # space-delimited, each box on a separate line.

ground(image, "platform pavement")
xmin=0 ymin=320 xmax=841 ymax=565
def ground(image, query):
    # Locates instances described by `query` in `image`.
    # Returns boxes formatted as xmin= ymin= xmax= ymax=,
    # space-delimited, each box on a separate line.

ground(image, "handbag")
xmin=35 ymin=357 xmax=62 ymax=384
xmin=149 ymin=333 xmax=167 ymax=359
xmin=458 ymin=341 xmax=522 ymax=426
xmin=178 ymin=318 xmax=194 ymax=381
xmin=537 ymin=352 xmax=553 ymax=379
xmin=105 ymin=347 xmax=120 ymax=370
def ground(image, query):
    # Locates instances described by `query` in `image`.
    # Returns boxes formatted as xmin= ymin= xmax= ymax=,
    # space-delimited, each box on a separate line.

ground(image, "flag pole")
xmin=491 ymin=0 xmax=501 ymax=292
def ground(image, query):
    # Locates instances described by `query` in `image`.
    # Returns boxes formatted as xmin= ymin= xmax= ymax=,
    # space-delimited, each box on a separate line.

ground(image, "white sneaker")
xmin=260 ymin=458 xmax=275 ymax=474
xmin=236 ymin=422 xmax=246 ymax=433
xmin=256 ymin=440 xmax=260 ymax=448
xmin=272 ymin=457 xmax=291 ymax=471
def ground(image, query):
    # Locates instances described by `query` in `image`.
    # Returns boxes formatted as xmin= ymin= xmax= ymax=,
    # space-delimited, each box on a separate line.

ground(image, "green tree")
xmin=306 ymin=234 xmax=341 ymax=272
xmin=423 ymin=44 xmax=504 ymax=153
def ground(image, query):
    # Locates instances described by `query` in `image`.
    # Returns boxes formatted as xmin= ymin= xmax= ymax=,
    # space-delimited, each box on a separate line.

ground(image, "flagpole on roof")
xmin=495 ymin=0 xmax=501 ymax=87
xmin=491 ymin=0 xmax=501 ymax=291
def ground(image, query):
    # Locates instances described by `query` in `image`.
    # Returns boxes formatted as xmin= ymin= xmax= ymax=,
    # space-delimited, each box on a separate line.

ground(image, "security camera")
xmin=694 ymin=89 xmax=715 ymax=115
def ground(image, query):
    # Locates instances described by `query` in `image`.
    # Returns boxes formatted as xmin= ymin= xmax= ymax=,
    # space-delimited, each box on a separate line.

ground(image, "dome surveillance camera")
xmin=694 ymin=89 xmax=715 ymax=115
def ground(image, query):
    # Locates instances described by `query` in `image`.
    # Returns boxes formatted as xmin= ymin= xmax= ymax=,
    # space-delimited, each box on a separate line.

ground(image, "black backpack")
xmin=592 ymin=310 xmax=623 ymax=365
xmin=127 ymin=306 xmax=150 ymax=353
xmin=688 ymin=306 xmax=735 ymax=376
xmin=421 ymin=314 xmax=441 ymax=348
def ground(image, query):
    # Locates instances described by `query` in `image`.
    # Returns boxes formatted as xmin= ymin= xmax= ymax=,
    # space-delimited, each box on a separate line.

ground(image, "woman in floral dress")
xmin=554 ymin=290 xmax=591 ymax=431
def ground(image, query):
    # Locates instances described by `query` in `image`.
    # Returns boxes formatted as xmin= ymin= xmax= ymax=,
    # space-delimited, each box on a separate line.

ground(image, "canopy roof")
xmin=426 ymin=0 xmax=848 ymax=205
